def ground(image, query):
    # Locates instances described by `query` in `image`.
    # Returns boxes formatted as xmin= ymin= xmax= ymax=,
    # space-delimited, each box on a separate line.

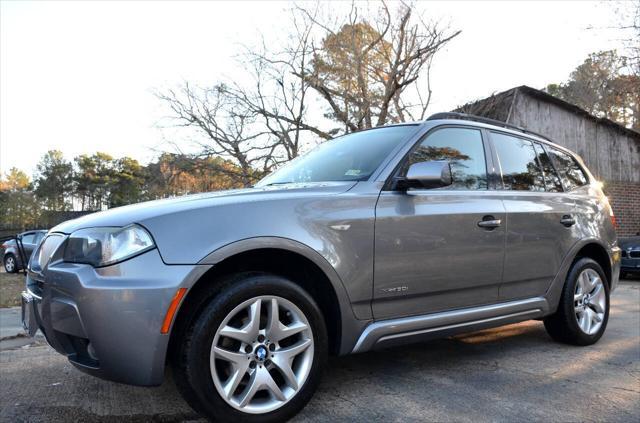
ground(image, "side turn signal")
xmin=161 ymin=288 xmax=187 ymax=334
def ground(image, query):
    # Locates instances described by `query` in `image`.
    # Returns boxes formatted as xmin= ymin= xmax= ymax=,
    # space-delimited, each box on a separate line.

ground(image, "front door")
xmin=373 ymin=126 xmax=505 ymax=319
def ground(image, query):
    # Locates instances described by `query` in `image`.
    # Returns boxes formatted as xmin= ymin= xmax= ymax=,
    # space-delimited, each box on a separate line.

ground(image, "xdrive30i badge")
xmin=381 ymin=286 xmax=409 ymax=294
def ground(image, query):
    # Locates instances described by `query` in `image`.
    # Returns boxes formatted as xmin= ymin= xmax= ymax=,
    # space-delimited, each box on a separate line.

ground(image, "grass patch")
xmin=0 ymin=271 xmax=25 ymax=308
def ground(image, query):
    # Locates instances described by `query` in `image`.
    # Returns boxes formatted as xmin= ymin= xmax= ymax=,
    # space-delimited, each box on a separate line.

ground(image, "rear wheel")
xmin=174 ymin=273 xmax=327 ymax=422
xmin=544 ymin=258 xmax=609 ymax=345
xmin=3 ymin=254 xmax=17 ymax=273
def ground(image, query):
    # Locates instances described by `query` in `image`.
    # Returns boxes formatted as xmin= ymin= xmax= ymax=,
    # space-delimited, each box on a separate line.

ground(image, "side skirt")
xmin=352 ymin=297 xmax=548 ymax=353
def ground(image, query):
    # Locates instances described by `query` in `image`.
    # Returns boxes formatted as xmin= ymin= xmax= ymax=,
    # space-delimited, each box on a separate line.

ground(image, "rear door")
xmin=373 ymin=126 xmax=505 ymax=319
xmin=490 ymin=132 xmax=578 ymax=300
xmin=545 ymin=145 xmax=595 ymax=257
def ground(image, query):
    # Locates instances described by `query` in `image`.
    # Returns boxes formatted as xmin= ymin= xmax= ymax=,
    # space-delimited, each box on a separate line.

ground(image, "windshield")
xmin=257 ymin=125 xmax=418 ymax=186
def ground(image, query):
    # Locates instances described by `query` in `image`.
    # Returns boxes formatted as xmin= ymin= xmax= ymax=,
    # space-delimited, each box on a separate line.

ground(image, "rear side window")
xmin=21 ymin=233 xmax=35 ymax=244
xmin=491 ymin=132 xmax=545 ymax=191
xmin=533 ymin=143 xmax=563 ymax=192
xmin=406 ymin=127 xmax=487 ymax=190
xmin=547 ymin=147 xmax=589 ymax=190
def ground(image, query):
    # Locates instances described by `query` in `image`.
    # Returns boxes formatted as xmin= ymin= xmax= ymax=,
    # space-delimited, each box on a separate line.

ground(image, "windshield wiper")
xmin=264 ymin=181 xmax=294 ymax=186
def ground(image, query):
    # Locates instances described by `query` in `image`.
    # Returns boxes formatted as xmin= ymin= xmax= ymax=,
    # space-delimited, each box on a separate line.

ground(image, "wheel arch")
xmin=546 ymin=239 xmax=613 ymax=313
xmin=168 ymin=238 xmax=361 ymax=362
xmin=573 ymin=242 xmax=612 ymax=288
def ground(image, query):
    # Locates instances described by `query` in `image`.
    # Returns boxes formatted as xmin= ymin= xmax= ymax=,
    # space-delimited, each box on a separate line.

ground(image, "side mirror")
xmin=401 ymin=160 xmax=452 ymax=190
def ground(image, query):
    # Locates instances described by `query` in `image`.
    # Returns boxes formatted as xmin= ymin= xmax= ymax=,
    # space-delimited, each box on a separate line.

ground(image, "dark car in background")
xmin=2 ymin=230 xmax=47 ymax=273
xmin=620 ymin=235 xmax=640 ymax=278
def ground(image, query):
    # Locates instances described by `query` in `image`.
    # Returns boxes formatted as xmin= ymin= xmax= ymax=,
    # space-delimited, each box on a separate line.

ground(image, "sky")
xmin=0 ymin=0 xmax=627 ymax=177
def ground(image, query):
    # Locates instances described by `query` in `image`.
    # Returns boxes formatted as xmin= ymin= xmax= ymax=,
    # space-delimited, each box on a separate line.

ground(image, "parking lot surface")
xmin=1 ymin=282 xmax=639 ymax=422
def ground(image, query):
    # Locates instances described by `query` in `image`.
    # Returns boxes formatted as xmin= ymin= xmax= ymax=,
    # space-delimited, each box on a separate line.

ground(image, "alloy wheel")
xmin=5 ymin=256 xmax=15 ymax=272
xmin=210 ymin=295 xmax=314 ymax=414
xmin=574 ymin=268 xmax=606 ymax=335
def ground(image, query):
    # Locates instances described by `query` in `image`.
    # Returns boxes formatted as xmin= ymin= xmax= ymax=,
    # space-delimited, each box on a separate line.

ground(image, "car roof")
xmin=345 ymin=117 xmax=570 ymax=156
xmin=421 ymin=117 xmax=572 ymax=155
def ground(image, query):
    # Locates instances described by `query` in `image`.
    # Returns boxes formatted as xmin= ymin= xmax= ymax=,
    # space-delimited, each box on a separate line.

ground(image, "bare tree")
xmin=156 ymin=83 xmax=276 ymax=186
xmin=229 ymin=11 xmax=334 ymax=163
xmin=617 ymin=0 xmax=640 ymax=127
xmin=157 ymin=1 xmax=461 ymax=180
xmin=229 ymin=0 xmax=461 ymax=152
xmin=295 ymin=1 xmax=460 ymax=130
xmin=616 ymin=0 xmax=639 ymax=68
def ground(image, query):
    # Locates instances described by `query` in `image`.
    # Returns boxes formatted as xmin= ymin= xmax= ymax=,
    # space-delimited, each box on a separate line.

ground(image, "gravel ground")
xmin=0 ymin=282 xmax=638 ymax=422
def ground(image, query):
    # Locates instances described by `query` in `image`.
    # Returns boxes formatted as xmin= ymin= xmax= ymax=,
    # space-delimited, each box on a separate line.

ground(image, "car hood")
xmin=51 ymin=181 xmax=357 ymax=234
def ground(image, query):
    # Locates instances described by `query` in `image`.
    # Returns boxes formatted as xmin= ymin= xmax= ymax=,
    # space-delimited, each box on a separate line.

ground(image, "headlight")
xmin=63 ymin=224 xmax=155 ymax=267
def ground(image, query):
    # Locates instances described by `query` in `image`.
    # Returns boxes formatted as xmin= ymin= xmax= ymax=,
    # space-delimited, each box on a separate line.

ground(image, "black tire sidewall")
xmin=183 ymin=273 xmax=328 ymax=422
xmin=559 ymin=258 xmax=610 ymax=345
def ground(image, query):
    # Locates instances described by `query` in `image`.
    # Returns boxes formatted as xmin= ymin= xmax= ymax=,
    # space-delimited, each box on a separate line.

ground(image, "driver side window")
xmin=405 ymin=127 xmax=488 ymax=190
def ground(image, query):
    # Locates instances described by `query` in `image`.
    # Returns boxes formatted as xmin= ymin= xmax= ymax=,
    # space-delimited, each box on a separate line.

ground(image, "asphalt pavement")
xmin=1 ymin=282 xmax=638 ymax=422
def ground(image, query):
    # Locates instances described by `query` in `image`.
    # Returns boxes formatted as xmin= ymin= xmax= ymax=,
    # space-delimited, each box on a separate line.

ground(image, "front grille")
xmin=630 ymin=251 xmax=640 ymax=258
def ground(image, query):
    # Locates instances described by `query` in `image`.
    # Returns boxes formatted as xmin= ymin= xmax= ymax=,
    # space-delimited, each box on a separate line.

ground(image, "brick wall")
xmin=605 ymin=181 xmax=640 ymax=237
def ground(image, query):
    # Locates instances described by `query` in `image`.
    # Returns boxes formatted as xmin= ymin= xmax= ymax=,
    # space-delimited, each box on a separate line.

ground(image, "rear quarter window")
xmin=533 ymin=143 xmax=563 ymax=192
xmin=546 ymin=147 xmax=589 ymax=191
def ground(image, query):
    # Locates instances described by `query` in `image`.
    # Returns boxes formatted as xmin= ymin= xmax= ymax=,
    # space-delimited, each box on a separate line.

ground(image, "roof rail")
xmin=427 ymin=112 xmax=553 ymax=142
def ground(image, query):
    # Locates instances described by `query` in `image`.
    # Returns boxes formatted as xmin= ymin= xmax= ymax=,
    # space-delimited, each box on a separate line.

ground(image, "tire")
xmin=174 ymin=272 xmax=328 ymax=422
xmin=3 ymin=254 xmax=17 ymax=273
xmin=544 ymin=258 xmax=610 ymax=346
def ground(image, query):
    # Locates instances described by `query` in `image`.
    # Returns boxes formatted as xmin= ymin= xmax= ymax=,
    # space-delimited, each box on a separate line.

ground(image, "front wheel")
xmin=544 ymin=258 xmax=610 ymax=346
xmin=174 ymin=273 xmax=327 ymax=422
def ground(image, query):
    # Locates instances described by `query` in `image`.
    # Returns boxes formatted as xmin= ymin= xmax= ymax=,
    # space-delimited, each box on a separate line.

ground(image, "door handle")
xmin=560 ymin=215 xmax=576 ymax=227
xmin=477 ymin=216 xmax=501 ymax=230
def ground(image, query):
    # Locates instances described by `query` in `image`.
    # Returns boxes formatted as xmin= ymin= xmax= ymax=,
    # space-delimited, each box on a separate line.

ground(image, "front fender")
xmin=198 ymin=236 xmax=369 ymax=355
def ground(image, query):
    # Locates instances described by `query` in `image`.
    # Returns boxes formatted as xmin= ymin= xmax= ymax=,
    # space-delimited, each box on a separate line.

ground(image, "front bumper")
xmin=621 ymin=250 xmax=640 ymax=274
xmin=22 ymin=248 xmax=210 ymax=386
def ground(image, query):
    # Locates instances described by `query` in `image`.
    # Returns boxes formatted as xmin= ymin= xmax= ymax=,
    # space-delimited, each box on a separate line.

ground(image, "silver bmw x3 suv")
xmin=23 ymin=113 xmax=621 ymax=421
